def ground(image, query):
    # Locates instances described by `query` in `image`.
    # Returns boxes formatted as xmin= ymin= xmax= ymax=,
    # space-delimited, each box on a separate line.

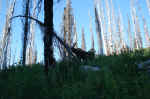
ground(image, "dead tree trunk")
xmin=44 ymin=0 xmax=55 ymax=76
xmin=22 ymin=0 xmax=30 ymax=65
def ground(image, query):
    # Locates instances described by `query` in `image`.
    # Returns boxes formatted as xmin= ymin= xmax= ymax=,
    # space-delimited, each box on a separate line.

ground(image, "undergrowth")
xmin=0 ymin=48 xmax=150 ymax=99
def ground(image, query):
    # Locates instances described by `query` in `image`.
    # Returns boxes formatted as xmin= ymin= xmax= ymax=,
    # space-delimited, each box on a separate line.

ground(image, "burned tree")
xmin=81 ymin=27 xmax=86 ymax=51
xmin=88 ymin=10 xmax=94 ymax=50
xmin=22 ymin=0 xmax=30 ymax=65
xmin=26 ymin=0 xmax=39 ymax=65
xmin=0 ymin=0 xmax=16 ymax=69
xmin=61 ymin=0 xmax=75 ymax=58
xmin=94 ymin=7 xmax=103 ymax=55
xmin=44 ymin=0 xmax=55 ymax=75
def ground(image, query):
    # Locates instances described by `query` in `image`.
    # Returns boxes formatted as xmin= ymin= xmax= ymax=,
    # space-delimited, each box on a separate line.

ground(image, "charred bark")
xmin=44 ymin=0 xmax=55 ymax=76
xmin=22 ymin=0 xmax=30 ymax=65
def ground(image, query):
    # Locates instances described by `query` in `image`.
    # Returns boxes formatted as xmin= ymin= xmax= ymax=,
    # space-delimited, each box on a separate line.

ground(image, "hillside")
xmin=0 ymin=48 xmax=150 ymax=99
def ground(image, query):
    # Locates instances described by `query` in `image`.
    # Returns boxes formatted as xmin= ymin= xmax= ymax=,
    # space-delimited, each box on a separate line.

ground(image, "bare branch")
xmin=11 ymin=15 xmax=75 ymax=58
xmin=10 ymin=15 xmax=44 ymax=26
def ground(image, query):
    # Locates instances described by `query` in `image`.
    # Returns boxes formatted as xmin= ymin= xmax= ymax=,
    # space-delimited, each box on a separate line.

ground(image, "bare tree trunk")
xmin=130 ymin=0 xmax=140 ymax=49
xmin=63 ymin=8 xmax=67 ymax=58
xmin=27 ymin=0 xmax=37 ymax=65
xmin=0 ymin=0 xmax=16 ymax=69
xmin=135 ymin=15 xmax=143 ymax=48
xmin=127 ymin=14 xmax=132 ymax=50
xmin=94 ymin=7 xmax=103 ymax=55
xmin=66 ymin=0 xmax=73 ymax=47
xmin=105 ymin=0 xmax=113 ymax=54
xmin=62 ymin=0 xmax=74 ymax=58
xmin=117 ymin=10 xmax=124 ymax=53
xmin=110 ymin=0 xmax=116 ymax=53
xmin=73 ymin=19 xmax=78 ymax=48
xmin=44 ymin=0 xmax=55 ymax=76
xmin=96 ymin=1 xmax=107 ymax=55
xmin=142 ymin=16 xmax=150 ymax=47
xmin=81 ymin=27 xmax=86 ymax=51
xmin=88 ymin=10 xmax=94 ymax=50
xmin=22 ymin=0 xmax=30 ymax=65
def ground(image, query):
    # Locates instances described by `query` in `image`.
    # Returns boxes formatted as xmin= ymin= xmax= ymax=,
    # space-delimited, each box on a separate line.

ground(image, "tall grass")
xmin=1 ymin=48 xmax=150 ymax=99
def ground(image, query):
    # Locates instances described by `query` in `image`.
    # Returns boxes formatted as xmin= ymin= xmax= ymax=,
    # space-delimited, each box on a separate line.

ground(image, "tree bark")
xmin=44 ymin=0 xmax=55 ymax=76
xmin=22 ymin=0 xmax=30 ymax=65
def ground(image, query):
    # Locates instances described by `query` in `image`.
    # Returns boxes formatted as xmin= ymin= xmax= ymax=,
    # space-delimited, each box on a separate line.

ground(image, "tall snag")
xmin=22 ymin=0 xmax=30 ymax=65
xmin=81 ymin=27 xmax=86 ymax=51
xmin=0 ymin=0 xmax=16 ymax=69
xmin=26 ymin=0 xmax=38 ymax=65
xmin=94 ymin=7 xmax=103 ymax=55
xmin=44 ymin=0 xmax=55 ymax=75
xmin=61 ymin=0 xmax=74 ymax=58
xmin=88 ymin=10 xmax=94 ymax=50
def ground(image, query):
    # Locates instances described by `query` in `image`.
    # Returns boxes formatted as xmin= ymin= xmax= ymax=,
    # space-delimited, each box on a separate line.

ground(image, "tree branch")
xmin=10 ymin=15 xmax=44 ymax=26
xmin=11 ymin=15 xmax=74 ymax=57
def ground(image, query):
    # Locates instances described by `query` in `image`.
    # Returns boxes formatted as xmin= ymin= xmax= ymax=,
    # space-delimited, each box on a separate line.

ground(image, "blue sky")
xmin=0 ymin=0 xmax=150 ymax=63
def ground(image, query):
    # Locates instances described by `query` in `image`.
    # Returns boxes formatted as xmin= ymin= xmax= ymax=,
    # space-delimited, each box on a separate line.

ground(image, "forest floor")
xmin=0 ymin=48 xmax=150 ymax=99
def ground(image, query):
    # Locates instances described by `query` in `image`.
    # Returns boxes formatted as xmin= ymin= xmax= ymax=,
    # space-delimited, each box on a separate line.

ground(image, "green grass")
xmin=1 ymin=48 xmax=150 ymax=99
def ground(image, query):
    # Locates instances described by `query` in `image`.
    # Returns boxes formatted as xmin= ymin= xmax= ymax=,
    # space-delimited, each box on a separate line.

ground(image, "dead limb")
xmin=53 ymin=31 xmax=74 ymax=57
xmin=10 ymin=15 xmax=44 ymax=26
xmin=11 ymin=15 xmax=75 ymax=58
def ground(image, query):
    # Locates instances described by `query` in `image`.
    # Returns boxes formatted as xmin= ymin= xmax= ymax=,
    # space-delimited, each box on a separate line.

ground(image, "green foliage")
xmin=1 ymin=48 xmax=150 ymax=99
